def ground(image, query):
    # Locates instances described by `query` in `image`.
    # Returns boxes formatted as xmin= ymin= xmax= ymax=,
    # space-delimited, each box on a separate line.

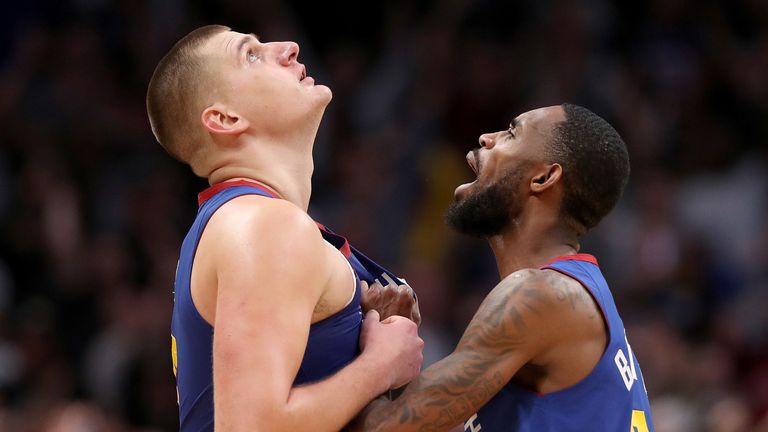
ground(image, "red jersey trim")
xmin=198 ymin=180 xmax=280 ymax=206
xmin=315 ymin=222 xmax=352 ymax=259
xmin=197 ymin=180 xmax=353 ymax=259
xmin=541 ymin=253 xmax=598 ymax=268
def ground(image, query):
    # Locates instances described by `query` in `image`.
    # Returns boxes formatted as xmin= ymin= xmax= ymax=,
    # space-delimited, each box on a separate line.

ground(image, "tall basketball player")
xmin=146 ymin=25 xmax=423 ymax=432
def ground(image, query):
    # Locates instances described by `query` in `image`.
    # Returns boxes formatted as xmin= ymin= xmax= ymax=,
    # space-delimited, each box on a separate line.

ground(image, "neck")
xmin=206 ymin=133 xmax=316 ymax=211
xmin=487 ymin=210 xmax=580 ymax=278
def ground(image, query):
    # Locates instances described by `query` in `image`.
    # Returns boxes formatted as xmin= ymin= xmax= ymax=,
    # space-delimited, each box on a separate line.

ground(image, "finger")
xmin=400 ymin=284 xmax=418 ymax=303
xmin=360 ymin=282 xmax=369 ymax=302
xmin=393 ymin=286 xmax=409 ymax=304
xmin=361 ymin=281 xmax=383 ymax=301
xmin=381 ymin=315 xmax=406 ymax=324
xmin=412 ymin=309 xmax=422 ymax=326
xmin=360 ymin=281 xmax=371 ymax=309
xmin=401 ymin=285 xmax=415 ymax=304
xmin=383 ymin=274 xmax=417 ymax=301
xmin=365 ymin=309 xmax=381 ymax=322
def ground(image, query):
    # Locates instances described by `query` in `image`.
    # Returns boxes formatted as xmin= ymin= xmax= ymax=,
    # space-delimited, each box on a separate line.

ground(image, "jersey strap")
xmin=198 ymin=180 xmax=407 ymax=288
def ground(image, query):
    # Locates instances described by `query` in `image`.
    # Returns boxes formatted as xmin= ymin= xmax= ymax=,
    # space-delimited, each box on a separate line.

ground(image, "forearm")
xmin=355 ymin=270 xmax=556 ymax=432
xmin=214 ymin=340 xmax=392 ymax=432
xmin=218 ymin=341 xmax=421 ymax=432
xmin=279 ymin=352 xmax=393 ymax=432
xmin=356 ymin=351 xmax=504 ymax=432
xmin=216 ymin=351 xmax=394 ymax=432
xmin=347 ymin=396 xmax=389 ymax=432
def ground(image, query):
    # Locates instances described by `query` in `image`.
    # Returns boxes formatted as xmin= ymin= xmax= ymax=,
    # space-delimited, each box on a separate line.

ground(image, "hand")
xmin=360 ymin=310 xmax=424 ymax=390
xmin=361 ymin=274 xmax=421 ymax=326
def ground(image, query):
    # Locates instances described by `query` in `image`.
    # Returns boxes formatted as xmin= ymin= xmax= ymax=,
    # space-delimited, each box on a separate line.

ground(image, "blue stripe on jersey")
xmin=467 ymin=255 xmax=653 ymax=432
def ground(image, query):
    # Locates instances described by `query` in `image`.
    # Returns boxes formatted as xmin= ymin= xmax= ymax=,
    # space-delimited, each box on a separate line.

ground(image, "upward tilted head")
xmin=146 ymin=25 xmax=331 ymax=174
xmin=446 ymin=104 xmax=630 ymax=238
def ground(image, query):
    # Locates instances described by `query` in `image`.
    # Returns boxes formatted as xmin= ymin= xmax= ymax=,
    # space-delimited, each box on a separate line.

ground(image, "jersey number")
xmin=171 ymin=335 xmax=179 ymax=403
xmin=631 ymin=409 xmax=649 ymax=432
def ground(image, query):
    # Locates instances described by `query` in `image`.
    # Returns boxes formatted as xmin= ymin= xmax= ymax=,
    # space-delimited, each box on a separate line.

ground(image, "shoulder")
xmin=483 ymin=269 xmax=557 ymax=310
xmin=456 ymin=270 xmax=563 ymax=361
xmin=207 ymin=195 xmax=322 ymax=245
xmin=456 ymin=267 xmax=604 ymax=372
xmin=202 ymin=195 xmax=328 ymax=273
xmin=490 ymin=268 xmax=594 ymax=312
xmin=204 ymin=196 xmax=335 ymax=295
xmin=476 ymin=268 xmax=599 ymax=340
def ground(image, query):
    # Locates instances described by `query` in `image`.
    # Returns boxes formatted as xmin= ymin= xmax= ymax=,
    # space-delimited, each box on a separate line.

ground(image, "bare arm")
xmin=353 ymin=270 xmax=566 ymax=432
xmin=209 ymin=197 xmax=422 ymax=432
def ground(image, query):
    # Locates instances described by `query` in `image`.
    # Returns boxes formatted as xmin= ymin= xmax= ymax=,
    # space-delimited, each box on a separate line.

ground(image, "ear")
xmin=530 ymin=163 xmax=563 ymax=194
xmin=201 ymin=103 xmax=250 ymax=136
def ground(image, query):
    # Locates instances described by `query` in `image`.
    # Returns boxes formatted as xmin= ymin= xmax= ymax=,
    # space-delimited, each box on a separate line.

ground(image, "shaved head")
xmin=146 ymin=25 xmax=229 ymax=164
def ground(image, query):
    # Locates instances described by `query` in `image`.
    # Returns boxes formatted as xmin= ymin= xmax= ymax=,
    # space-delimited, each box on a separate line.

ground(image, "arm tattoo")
xmin=362 ymin=273 xmax=552 ymax=432
xmin=548 ymin=271 xmax=599 ymax=319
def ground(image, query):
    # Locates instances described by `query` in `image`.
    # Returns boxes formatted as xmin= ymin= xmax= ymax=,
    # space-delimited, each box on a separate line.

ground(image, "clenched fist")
xmin=361 ymin=274 xmax=421 ymax=326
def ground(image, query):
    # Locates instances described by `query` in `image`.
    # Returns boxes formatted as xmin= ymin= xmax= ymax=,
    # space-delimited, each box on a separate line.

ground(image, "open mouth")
xmin=467 ymin=150 xmax=479 ymax=176
xmin=300 ymin=66 xmax=307 ymax=81
xmin=454 ymin=149 xmax=480 ymax=197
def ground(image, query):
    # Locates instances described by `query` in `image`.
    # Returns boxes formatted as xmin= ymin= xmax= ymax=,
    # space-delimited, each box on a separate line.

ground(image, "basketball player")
xmin=146 ymin=25 xmax=423 ymax=431
xmin=352 ymin=104 xmax=654 ymax=431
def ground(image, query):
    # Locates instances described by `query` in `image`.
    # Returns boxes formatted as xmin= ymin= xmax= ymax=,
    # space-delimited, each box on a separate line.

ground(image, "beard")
xmin=445 ymin=167 xmax=525 ymax=238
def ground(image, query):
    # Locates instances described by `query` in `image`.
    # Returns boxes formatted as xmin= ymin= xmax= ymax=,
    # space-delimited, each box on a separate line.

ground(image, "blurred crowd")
xmin=1 ymin=0 xmax=767 ymax=431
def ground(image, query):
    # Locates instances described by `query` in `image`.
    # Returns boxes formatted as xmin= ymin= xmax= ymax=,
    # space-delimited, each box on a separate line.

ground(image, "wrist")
xmin=357 ymin=348 xmax=394 ymax=394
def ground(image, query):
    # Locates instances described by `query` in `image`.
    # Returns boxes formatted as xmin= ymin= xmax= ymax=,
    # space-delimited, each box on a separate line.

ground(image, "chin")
xmin=311 ymin=84 xmax=333 ymax=103
xmin=453 ymin=180 xmax=478 ymax=202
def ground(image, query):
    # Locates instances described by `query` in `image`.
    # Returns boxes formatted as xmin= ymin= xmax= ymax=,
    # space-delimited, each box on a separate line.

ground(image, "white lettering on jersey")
xmin=614 ymin=333 xmax=638 ymax=391
xmin=464 ymin=413 xmax=482 ymax=432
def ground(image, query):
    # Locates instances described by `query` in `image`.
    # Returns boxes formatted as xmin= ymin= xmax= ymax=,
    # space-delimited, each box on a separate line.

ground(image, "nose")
xmin=277 ymin=41 xmax=300 ymax=66
xmin=478 ymin=133 xmax=495 ymax=149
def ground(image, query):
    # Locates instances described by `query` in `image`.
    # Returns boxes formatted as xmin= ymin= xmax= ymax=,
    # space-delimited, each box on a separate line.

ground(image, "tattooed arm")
xmin=350 ymin=268 xmax=594 ymax=432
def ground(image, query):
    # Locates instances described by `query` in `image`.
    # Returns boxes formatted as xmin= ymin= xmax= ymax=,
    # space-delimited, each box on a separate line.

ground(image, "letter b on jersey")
xmin=614 ymin=340 xmax=638 ymax=391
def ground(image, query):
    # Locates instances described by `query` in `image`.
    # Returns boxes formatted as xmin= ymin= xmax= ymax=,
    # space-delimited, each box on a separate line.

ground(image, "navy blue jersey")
xmin=464 ymin=255 xmax=653 ymax=432
xmin=170 ymin=181 xmax=400 ymax=431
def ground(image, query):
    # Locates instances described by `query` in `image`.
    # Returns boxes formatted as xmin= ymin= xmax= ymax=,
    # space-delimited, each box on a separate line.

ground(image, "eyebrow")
xmin=510 ymin=117 xmax=519 ymax=130
xmin=235 ymin=33 xmax=259 ymax=56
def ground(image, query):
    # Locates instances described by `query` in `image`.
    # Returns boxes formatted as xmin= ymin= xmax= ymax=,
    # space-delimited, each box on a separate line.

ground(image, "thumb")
xmin=360 ymin=281 xmax=371 ymax=306
xmin=381 ymin=315 xmax=403 ymax=324
xmin=365 ymin=309 xmax=381 ymax=322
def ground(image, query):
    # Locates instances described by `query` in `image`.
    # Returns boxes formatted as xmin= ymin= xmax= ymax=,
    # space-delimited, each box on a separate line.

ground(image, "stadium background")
xmin=1 ymin=0 xmax=767 ymax=430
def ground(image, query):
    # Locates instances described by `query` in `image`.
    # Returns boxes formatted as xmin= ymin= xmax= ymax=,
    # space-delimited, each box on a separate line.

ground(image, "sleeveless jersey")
xmin=464 ymin=254 xmax=653 ymax=432
xmin=170 ymin=181 xmax=402 ymax=431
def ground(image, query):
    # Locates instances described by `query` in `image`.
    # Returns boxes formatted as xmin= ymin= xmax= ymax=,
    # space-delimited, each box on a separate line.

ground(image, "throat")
xmin=489 ymin=235 xmax=579 ymax=277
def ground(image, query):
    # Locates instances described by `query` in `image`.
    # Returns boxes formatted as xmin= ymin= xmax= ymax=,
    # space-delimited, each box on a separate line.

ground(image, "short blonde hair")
xmin=146 ymin=25 xmax=229 ymax=163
